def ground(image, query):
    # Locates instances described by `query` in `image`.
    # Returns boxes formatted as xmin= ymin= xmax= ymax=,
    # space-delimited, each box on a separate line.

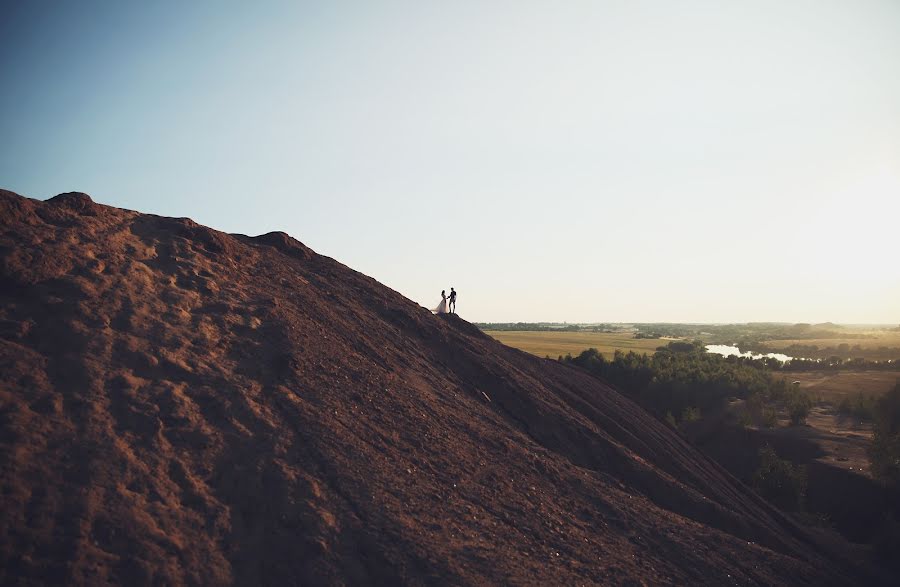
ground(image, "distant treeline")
xmin=741 ymin=342 xmax=900 ymax=362
xmin=770 ymin=356 xmax=900 ymax=371
xmin=475 ymin=322 xmax=614 ymax=332
xmin=639 ymin=322 xmax=885 ymax=345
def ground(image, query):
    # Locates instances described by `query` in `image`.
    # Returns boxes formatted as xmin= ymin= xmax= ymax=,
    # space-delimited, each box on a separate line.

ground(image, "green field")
xmin=483 ymin=330 xmax=668 ymax=359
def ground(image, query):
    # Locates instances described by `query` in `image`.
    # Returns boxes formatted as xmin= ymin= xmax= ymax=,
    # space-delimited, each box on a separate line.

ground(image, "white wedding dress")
xmin=433 ymin=297 xmax=448 ymax=314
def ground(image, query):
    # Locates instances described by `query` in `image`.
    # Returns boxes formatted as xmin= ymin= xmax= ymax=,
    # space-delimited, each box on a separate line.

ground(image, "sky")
xmin=2 ymin=0 xmax=898 ymax=323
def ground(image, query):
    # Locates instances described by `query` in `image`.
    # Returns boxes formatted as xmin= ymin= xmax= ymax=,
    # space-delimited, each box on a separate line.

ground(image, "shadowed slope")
xmin=0 ymin=190 xmax=865 ymax=585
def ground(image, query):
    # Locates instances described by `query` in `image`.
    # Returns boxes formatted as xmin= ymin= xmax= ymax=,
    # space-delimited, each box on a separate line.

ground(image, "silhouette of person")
xmin=448 ymin=287 xmax=457 ymax=314
xmin=434 ymin=290 xmax=448 ymax=314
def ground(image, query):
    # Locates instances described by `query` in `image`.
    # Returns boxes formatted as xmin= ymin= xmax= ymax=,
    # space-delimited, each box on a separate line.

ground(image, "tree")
xmin=753 ymin=445 xmax=806 ymax=510
xmin=666 ymin=340 xmax=696 ymax=353
xmin=787 ymin=389 xmax=812 ymax=425
xmin=870 ymin=382 xmax=900 ymax=486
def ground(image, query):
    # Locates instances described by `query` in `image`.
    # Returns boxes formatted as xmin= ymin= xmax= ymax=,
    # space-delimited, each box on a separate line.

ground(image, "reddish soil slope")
xmin=0 ymin=190 xmax=866 ymax=585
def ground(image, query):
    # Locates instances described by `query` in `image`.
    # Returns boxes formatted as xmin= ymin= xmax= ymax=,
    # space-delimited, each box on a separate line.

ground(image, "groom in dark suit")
xmin=449 ymin=287 xmax=457 ymax=313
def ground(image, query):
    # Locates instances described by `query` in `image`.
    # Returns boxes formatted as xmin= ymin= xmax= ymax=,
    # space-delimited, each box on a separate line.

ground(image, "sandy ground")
xmin=777 ymin=406 xmax=873 ymax=477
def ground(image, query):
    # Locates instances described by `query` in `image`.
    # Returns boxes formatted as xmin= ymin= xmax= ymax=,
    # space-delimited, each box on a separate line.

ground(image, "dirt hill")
xmin=0 ymin=190 xmax=869 ymax=585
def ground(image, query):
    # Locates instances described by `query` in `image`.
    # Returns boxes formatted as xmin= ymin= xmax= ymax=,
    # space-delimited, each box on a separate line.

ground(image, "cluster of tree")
xmin=744 ymin=342 xmax=900 ymax=362
xmin=772 ymin=357 xmax=900 ymax=372
xmin=565 ymin=342 xmax=900 ymax=480
xmin=836 ymin=393 xmax=880 ymax=421
xmin=561 ymin=341 xmax=782 ymax=424
xmin=562 ymin=341 xmax=822 ymax=428
xmin=690 ymin=322 xmax=863 ymax=344
xmin=870 ymin=382 xmax=900 ymax=487
xmin=743 ymin=377 xmax=812 ymax=426
xmin=753 ymin=445 xmax=807 ymax=511
xmin=564 ymin=343 xmax=900 ymax=486
xmin=630 ymin=323 xmax=705 ymax=338
xmin=745 ymin=383 xmax=900 ymax=565
xmin=868 ymin=383 xmax=900 ymax=563
xmin=563 ymin=341 xmax=900 ymax=562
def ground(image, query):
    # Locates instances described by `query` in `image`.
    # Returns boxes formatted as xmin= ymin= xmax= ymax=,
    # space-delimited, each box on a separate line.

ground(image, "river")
xmin=705 ymin=344 xmax=793 ymax=362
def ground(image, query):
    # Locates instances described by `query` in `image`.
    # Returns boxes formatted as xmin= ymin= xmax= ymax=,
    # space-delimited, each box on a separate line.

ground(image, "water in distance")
xmin=705 ymin=344 xmax=793 ymax=363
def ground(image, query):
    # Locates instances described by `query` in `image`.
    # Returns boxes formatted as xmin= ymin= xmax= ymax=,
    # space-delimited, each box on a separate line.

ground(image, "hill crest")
xmin=0 ymin=189 xmax=862 ymax=584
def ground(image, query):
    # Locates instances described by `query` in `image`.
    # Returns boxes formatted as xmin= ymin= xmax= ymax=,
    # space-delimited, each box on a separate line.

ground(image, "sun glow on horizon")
xmin=1 ymin=0 xmax=898 ymax=323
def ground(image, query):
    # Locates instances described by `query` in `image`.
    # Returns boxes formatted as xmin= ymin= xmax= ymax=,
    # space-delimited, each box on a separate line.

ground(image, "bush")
xmin=745 ymin=392 xmax=778 ymax=427
xmin=787 ymin=390 xmax=812 ymax=425
xmin=752 ymin=445 xmax=807 ymax=511
xmin=665 ymin=411 xmax=677 ymax=428
xmin=870 ymin=383 xmax=900 ymax=486
xmin=680 ymin=406 xmax=701 ymax=424
xmin=760 ymin=406 xmax=778 ymax=428
xmin=666 ymin=340 xmax=697 ymax=353
xmin=838 ymin=393 xmax=877 ymax=421
xmin=853 ymin=394 xmax=877 ymax=420
xmin=746 ymin=392 xmax=763 ymax=418
xmin=563 ymin=345 xmax=782 ymax=422
xmin=836 ymin=395 xmax=852 ymax=415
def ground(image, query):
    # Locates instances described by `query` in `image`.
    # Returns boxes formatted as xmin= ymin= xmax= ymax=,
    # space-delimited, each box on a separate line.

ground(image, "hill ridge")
xmin=0 ymin=189 xmax=865 ymax=585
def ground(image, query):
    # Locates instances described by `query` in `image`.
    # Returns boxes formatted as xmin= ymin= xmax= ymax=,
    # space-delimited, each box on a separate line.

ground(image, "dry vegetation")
xmin=786 ymin=371 xmax=900 ymax=403
xmin=482 ymin=331 xmax=667 ymax=358
xmin=763 ymin=330 xmax=900 ymax=352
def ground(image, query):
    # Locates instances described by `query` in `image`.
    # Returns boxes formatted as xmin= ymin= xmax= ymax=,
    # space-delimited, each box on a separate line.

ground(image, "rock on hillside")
xmin=0 ymin=190 xmax=864 ymax=585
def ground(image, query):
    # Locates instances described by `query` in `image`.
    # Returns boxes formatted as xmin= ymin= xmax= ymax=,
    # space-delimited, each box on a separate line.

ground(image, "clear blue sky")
xmin=2 ymin=0 xmax=898 ymax=323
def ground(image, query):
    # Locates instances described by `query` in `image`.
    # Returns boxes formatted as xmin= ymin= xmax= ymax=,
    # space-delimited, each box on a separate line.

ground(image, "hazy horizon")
xmin=475 ymin=320 xmax=899 ymax=327
xmin=2 ymin=1 xmax=898 ymax=323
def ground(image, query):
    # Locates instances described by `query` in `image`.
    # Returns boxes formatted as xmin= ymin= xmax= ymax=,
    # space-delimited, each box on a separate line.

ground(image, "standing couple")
xmin=434 ymin=287 xmax=457 ymax=314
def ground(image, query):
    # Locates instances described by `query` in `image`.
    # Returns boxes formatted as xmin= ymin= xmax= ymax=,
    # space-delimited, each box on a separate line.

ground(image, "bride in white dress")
xmin=433 ymin=290 xmax=448 ymax=314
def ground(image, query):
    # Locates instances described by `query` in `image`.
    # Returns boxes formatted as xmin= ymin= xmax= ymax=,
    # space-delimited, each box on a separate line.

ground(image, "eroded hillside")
xmin=0 ymin=190 xmax=866 ymax=585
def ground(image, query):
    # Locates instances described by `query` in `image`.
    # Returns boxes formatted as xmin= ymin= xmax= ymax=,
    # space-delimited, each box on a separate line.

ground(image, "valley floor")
xmin=785 ymin=370 xmax=899 ymax=402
